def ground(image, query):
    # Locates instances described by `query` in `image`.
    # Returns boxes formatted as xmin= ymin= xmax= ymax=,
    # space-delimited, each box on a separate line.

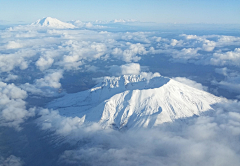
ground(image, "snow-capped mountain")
xmin=48 ymin=74 xmax=222 ymax=129
xmin=32 ymin=17 xmax=75 ymax=29
xmin=111 ymin=19 xmax=137 ymax=23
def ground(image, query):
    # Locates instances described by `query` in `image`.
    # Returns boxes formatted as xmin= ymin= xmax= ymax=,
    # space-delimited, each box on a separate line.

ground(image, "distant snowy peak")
xmin=48 ymin=74 xmax=222 ymax=129
xmin=111 ymin=19 xmax=137 ymax=23
xmin=32 ymin=17 xmax=75 ymax=29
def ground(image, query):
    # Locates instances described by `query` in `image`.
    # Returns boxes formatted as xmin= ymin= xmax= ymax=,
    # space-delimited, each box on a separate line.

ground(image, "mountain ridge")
xmin=48 ymin=74 xmax=222 ymax=129
xmin=32 ymin=17 xmax=75 ymax=29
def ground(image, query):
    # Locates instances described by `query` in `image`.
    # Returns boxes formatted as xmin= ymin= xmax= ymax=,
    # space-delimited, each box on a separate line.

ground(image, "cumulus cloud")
xmin=202 ymin=40 xmax=216 ymax=51
xmin=170 ymin=39 xmax=183 ymax=46
xmin=3 ymin=74 xmax=18 ymax=82
xmin=0 ymin=155 xmax=23 ymax=166
xmin=35 ymin=71 xmax=63 ymax=89
xmin=123 ymin=43 xmax=147 ymax=62
xmin=180 ymin=34 xmax=240 ymax=53
xmin=1 ymin=18 xmax=240 ymax=132
xmin=35 ymin=56 xmax=54 ymax=71
xmin=56 ymin=40 xmax=109 ymax=70
xmin=84 ymin=65 xmax=99 ymax=72
xmin=72 ymin=20 xmax=105 ymax=29
xmin=109 ymin=63 xmax=141 ymax=76
xmin=212 ymin=77 xmax=240 ymax=94
xmin=1 ymin=17 xmax=240 ymax=166
xmin=213 ymin=80 xmax=240 ymax=94
xmin=37 ymin=109 xmax=87 ymax=135
xmin=217 ymin=36 xmax=240 ymax=46
xmin=180 ymin=34 xmax=240 ymax=48
xmin=112 ymin=43 xmax=147 ymax=62
xmin=173 ymin=77 xmax=208 ymax=91
xmin=210 ymin=48 xmax=240 ymax=66
xmin=152 ymin=36 xmax=161 ymax=42
xmin=21 ymin=71 xmax=63 ymax=96
xmin=154 ymin=33 xmax=240 ymax=65
xmin=1 ymin=25 xmax=117 ymax=73
xmin=5 ymin=41 xmax=23 ymax=49
xmin=181 ymin=34 xmax=199 ymax=40
xmin=37 ymin=99 xmax=240 ymax=166
xmin=212 ymin=67 xmax=240 ymax=95
xmin=140 ymin=72 xmax=161 ymax=83
xmin=0 ymin=82 xmax=35 ymax=130
xmin=1 ymin=21 xmax=240 ymax=77
xmin=215 ymin=67 xmax=230 ymax=76
xmin=121 ymin=32 xmax=151 ymax=43
xmin=0 ymin=51 xmax=31 ymax=73
xmin=171 ymin=47 xmax=201 ymax=61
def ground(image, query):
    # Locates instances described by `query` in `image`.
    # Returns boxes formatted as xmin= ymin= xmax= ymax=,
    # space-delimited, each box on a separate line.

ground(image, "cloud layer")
xmin=0 ymin=155 xmax=23 ymax=166
xmin=0 ymin=18 xmax=240 ymax=165
xmin=0 ymin=82 xmax=35 ymax=130
xmin=37 ymin=100 xmax=240 ymax=166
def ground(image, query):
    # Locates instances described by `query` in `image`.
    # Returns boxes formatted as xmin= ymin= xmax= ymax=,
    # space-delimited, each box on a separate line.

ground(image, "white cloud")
xmin=2 ymin=22 xmax=240 ymax=77
xmin=121 ymin=32 xmax=151 ymax=43
xmin=72 ymin=20 xmax=105 ymax=29
xmin=0 ymin=155 xmax=23 ymax=166
xmin=213 ymin=80 xmax=240 ymax=94
xmin=1 ymin=19 xmax=240 ymax=166
xmin=112 ymin=19 xmax=137 ymax=23
xmin=170 ymin=39 xmax=183 ymax=46
xmin=213 ymin=68 xmax=240 ymax=94
xmin=35 ymin=56 xmax=54 ymax=71
xmin=5 ymin=41 xmax=23 ymax=49
xmin=217 ymin=36 xmax=240 ymax=46
xmin=120 ymin=43 xmax=147 ymax=62
xmin=0 ymin=82 xmax=35 ymax=130
xmin=152 ymin=36 xmax=161 ymax=42
xmin=212 ymin=78 xmax=240 ymax=94
xmin=215 ymin=67 xmax=229 ymax=76
xmin=170 ymin=39 xmax=178 ymax=46
xmin=173 ymin=77 xmax=208 ymax=91
xmin=181 ymin=34 xmax=199 ymax=40
xmin=112 ymin=48 xmax=123 ymax=56
xmin=21 ymin=71 xmax=63 ymax=96
xmin=202 ymin=40 xmax=216 ymax=51
xmin=57 ymin=40 xmax=109 ymax=70
xmin=37 ymin=109 xmax=94 ymax=136
xmin=4 ymin=74 xmax=18 ymax=82
xmin=172 ymin=47 xmax=201 ymax=61
xmin=0 ymin=51 xmax=31 ymax=72
xmin=140 ymin=72 xmax=161 ymax=83
xmin=15 ymin=30 xmax=38 ymax=38
xmin=215 ymin=67 xmax=239 ymax=77
xmin=180 ymin=34 xmax=240 ymax=52
xmin=35 ymin=71 xmax=63 ymax=88
xmin=85 ymin=22 xmax=93 ymax=28
xmin=211 ymin=48 xmax=240 ymax=66
xmin=85 ymin=65 xmax=99 ymax=72
xmin=0 ymin=82 xmax=27 ymax=100
xmin=109 ymin=63 xmax=141 ymax=76
xmin=37 ymin=100 xmax=240 ymax=166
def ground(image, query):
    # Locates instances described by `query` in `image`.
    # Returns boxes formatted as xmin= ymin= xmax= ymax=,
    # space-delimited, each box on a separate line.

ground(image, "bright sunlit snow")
xmin=0 ymin=2 xmax=240 ymax=165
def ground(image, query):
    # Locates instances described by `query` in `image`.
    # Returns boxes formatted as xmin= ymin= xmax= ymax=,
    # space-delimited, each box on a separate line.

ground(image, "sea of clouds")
xmin=0 ymin=18 xmax=240 ymax=165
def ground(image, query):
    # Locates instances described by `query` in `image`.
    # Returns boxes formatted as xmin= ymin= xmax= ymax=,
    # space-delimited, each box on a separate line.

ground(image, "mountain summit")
xmin=32 ymin=17 xmax=75 ymax=29
xmin=48 ymin=74 xmax=222 ymax=129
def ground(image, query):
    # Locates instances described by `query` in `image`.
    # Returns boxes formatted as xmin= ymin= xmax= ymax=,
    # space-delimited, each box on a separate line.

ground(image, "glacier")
xmin=48 ymin=74 xmax=222 ymax=129
xmin=31 ymin=17 xmax=76 ymax=29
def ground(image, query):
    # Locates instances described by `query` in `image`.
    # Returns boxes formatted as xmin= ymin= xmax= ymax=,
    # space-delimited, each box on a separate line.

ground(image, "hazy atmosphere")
xmin=0 ymin=1 xmax=240 ymax=166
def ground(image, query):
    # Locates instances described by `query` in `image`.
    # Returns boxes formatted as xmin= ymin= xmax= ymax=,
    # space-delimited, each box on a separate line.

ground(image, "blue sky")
xmin=0 ymin=0 xmax=240 ymax=24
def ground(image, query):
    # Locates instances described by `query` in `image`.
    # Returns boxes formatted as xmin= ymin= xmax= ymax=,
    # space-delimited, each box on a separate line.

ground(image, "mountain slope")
xmin=48 ymin=74 xmax=222 ymax=129
xmin=32 ymin=17 xmax=75 ymax=29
